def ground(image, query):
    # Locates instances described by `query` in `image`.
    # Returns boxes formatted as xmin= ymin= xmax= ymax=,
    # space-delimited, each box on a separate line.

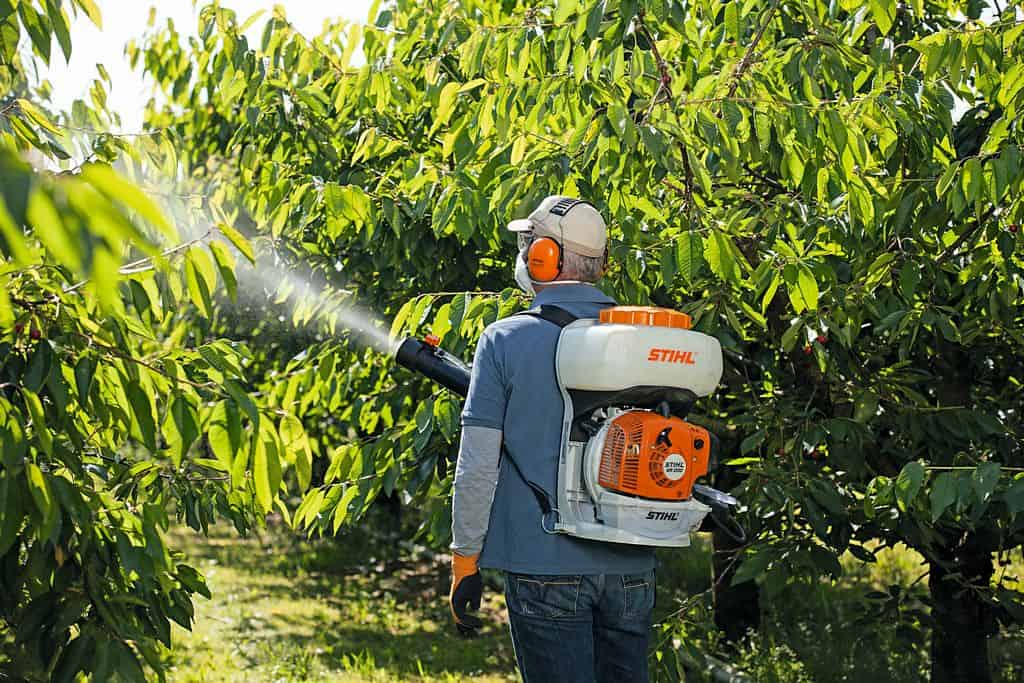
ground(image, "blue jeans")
xmin=504 ymin=569 xmax=656 ymax=683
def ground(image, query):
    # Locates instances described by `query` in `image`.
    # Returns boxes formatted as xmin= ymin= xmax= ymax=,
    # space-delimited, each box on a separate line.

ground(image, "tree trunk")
xmin=929 ymin=535 xmax=996 ymax=683
xmin=710 ymin=467 xmax=760 ymax=641
xmin=711 ymin=528 xmax=760 ymax=641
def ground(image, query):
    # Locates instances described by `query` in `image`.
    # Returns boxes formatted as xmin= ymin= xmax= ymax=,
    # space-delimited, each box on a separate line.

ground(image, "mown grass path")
xmin=163 ymin=526 xmax=518 ymax=682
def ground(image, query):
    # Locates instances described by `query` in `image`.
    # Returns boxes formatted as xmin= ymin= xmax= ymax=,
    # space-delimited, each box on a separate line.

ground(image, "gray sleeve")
xmin=451 ymin=425 xmax=502 ymax=556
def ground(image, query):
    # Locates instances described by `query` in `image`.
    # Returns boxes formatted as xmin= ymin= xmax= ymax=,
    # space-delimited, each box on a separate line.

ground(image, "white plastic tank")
xmin=555 ymin=306 xmax=723 ymax=396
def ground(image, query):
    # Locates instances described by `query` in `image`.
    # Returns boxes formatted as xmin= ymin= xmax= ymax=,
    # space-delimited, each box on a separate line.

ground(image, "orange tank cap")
xmin=599 ymin=306 xmax=692 ymax=330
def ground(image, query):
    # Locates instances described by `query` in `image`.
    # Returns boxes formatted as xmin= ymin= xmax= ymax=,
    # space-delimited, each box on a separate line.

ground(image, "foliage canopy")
xmin=0 ymin=0 xmax=1022 ymax=680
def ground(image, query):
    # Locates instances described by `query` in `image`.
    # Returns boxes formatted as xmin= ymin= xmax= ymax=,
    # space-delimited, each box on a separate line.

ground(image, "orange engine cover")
xmin=597 ymin=411 xmax=710 ymax=501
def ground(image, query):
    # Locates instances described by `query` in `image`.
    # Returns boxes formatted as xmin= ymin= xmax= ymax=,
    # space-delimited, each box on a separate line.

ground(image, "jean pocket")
xmin=622 ymin=570 xmax=656 ymax=618
xmin=507 ymin=574 xmax=582 ymax=619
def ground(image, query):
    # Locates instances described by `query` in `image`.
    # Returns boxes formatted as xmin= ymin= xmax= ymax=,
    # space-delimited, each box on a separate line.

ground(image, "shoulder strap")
xmin=518 ymin=304 xmax=579 ymax=328
xmin=505 ymin=304 xmax=579 ymax=523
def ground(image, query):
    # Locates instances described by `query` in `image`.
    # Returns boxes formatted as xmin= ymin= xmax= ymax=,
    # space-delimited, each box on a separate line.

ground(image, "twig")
xmin=724 ymin=0 xmax=780 ymax=101
xmin=63 ymin=230 xmax=212 ymax=294
xmin=635 ymin=9 xmax=672 ymax=124
xmin=72 ymin=331 xmax=220 ymax=392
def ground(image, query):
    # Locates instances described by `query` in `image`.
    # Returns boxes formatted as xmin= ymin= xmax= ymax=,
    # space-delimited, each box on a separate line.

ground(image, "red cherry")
xmin=816 ymin=334 xmax=827 ymax=344
xmin=30 ymin=328 xmax=41 ymax=340
xmin=14 ymin=323 xmax=24 ymax=335
xmin=1010 ymin=224 xmax=1020 ymax=233
xmin=803 ymin=344 xmax=813 ymax=355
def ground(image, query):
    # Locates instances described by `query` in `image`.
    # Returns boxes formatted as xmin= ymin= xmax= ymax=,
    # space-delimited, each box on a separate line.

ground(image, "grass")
xmin=161 ymin=519 xmax=1024 ymax=683
xmin=161 ymin=522 xmax=518 ymax=682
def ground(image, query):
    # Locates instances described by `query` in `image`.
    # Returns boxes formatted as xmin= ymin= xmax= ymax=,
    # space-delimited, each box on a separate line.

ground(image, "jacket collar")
xmin=532 ymin=283 xmax=616 ymax=307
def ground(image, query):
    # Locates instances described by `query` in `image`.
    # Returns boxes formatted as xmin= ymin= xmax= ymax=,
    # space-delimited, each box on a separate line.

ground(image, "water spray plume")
xmin=240 ymin=260 xmax=393 ymax=353
xmin=122 ymin=166 xmax=393 ymax=354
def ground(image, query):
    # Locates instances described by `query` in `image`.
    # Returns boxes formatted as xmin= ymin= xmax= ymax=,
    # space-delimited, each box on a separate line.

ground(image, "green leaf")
xmin=340 ymin=22 xmax=362 ymax=68
xmin=1004 ymin=477 xmax=1024 ymax=516
xmin=971 ymin=461 xmax=1001 ymax=504
xmin=253 ymin=424 xmax=282 ymax=514
xmin=279 ymin=414 xmax=312 ymax=492
xmin=895 ymin=461 xmax=925 ymax=512
xmin=27 ymin=188 xmax=79 ymax=268
xmin=739 ymin=429 xmax=765 ymax=455
xmin=23 ymin=340 xmax=53 ymax=393
xmin=73 ymin=0 xmax=102 ymax=28
xmin=585 ymin=0 xmax=605 ymax=40
xmin=208 ymin=241 xmax=237 ymax=303
xmin=126 ymin=382 xmax=157 ymax=452
xmin=80 ymin=164 xmax=174 ymax=239
xmin=332 ymin=485 xmax=361 ymax=532
xmin=724 ymin=2 xmax=740 ymax=41
xmin=554 ymin=0 xmax=579 ymax=23
xmin=18 ymin=3 xmax=51 ymax=63
xmin=808 ymin=480 xmax=846 ymax=516
xmin=448 ymin=292 xmax=468 ymax=337
xmin=433 ymin=395 xmax=460 ymax=442
xmin=705 ymin=230 xmax=737 ymax=283
xmin=869 ymin=0 xmax=895 ymax=34
xmin=675 ymin=232 xmax=704 ymax=284
xmin=185 ymin=247 xmax=216 ymax=319
xmin=898 ymin=261 xmax=920 ymax=301
xmin=217 ymin=223 xmax=255 ymax=264
xmin=784 ymin=264 xmax=819 ymax=313
xmin=732 ymin=548 xmax=774 ymax=585
xmin=0 ymin=474 xmax=23 ymax=556
xmin=17 ymin=99 xmax=59 ymax=135
xmin=208 ymin=400 xmax=242 ymax=474
xmin=389 ymin=298 xmax=415 ymax=339
xmin=225 ymin=380 xmax=260 ymax=429
xmin=21 ymin=389 xmax=52 ymax=456
xmin=46 ymin=0 xmax=71 ymax=61
xmin=930 ymin=472 xmax=957 ymax=521
xmin=25 ymin=462 xmax=57 ymax=539
xmin=0 ymin=12 xmax=20 ymax=65
xmin=164 ymin=396 xmax=199 ymax=468
xmin=434 ymin=82 xmax=460 ymax=131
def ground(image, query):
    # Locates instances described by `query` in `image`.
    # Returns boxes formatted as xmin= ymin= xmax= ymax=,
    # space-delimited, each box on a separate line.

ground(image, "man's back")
xmin=460 ymin=283 xmax=656 ymax=575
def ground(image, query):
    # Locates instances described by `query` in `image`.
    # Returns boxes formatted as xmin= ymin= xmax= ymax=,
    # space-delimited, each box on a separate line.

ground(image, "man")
xmin=448 ymin=196 xmax=657 ymax=683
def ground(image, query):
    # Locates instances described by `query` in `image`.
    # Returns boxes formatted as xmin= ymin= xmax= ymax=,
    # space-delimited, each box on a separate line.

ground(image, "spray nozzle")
xmin=392 ymin=336 xmax=471 ymax=397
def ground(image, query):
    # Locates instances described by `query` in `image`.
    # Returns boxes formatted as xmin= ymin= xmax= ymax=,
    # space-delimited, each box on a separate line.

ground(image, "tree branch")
xmin=725 ymin=0 xmax=780 ymax=100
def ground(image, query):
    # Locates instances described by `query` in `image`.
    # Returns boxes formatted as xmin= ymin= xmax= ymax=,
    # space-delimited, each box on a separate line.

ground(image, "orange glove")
xmin=449 ymin=552 xmax=483 ymax=637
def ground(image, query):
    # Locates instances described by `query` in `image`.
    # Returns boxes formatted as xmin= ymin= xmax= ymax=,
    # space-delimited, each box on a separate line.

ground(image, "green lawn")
xmin=161 ymin=522 xmax=1024 ymax=682
xmin=162 ymin=524 xmax=518 ymax=682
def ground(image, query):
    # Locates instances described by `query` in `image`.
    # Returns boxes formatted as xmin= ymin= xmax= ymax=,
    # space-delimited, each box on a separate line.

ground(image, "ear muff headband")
xmin=527 ymin=236 xmax=562 ymax=282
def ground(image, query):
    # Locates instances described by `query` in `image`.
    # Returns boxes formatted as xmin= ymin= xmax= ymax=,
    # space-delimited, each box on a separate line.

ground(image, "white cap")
xmin=507 ymin=195 xmax=607 ymax=258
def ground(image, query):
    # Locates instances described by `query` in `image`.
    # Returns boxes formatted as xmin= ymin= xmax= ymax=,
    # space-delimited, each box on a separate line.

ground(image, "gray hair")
xmin=560 ymin=250 xmax=605 ymax=283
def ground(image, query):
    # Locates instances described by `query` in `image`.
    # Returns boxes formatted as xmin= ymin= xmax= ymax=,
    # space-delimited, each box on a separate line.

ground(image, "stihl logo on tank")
xmin=646 ymin=511 xmax=680 ymax=521
xmin=647 ymin=348 xmax=697 ymax=365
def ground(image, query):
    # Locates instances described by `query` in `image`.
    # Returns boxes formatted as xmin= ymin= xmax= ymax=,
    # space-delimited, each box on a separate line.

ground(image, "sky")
xmin=35 ymin=0 xmax=373 ymax=132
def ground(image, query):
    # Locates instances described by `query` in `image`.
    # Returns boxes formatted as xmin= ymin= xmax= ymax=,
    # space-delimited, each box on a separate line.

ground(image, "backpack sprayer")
xmin=393 ymin=305 xmax=743 ymax=547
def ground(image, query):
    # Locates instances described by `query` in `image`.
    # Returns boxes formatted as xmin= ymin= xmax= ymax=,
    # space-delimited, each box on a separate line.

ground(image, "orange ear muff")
xmin=527 ymin=237 xmax=562 ymax=282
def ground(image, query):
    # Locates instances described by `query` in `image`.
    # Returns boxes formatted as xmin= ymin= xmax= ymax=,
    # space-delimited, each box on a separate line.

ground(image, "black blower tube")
xmin=393 ymin=337 xmax=471 ymax=397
